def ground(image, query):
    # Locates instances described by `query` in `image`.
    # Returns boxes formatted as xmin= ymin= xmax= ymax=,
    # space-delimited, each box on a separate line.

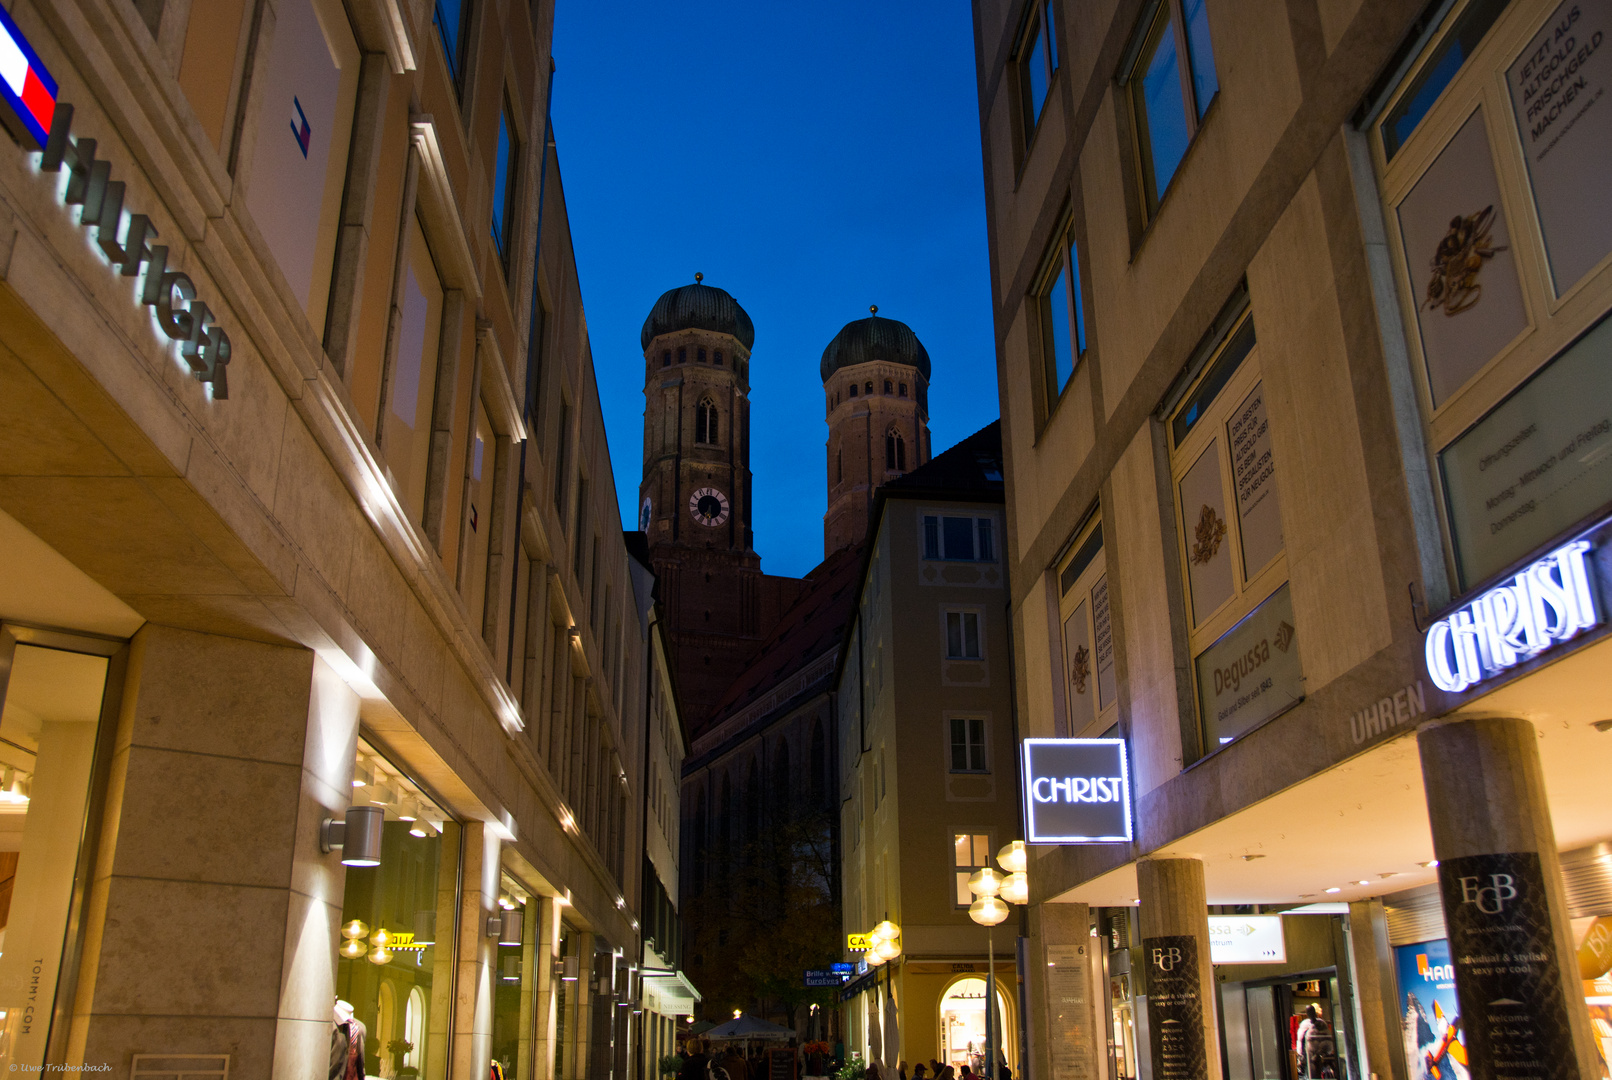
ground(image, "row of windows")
xmin=661 ymin=346 xmax=725 ymax=367
xmin=923 ymin=515 xmax=996 ymax=563
xmin=829 ymin=379 xmax=911 ymax=409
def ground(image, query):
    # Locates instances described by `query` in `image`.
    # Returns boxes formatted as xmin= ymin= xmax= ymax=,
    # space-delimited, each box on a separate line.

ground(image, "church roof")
xmin=641 ymin=281 xmax=755 ymax=351
xmin=705 ymin=544 xmax=865 ymax=725
xmin=819 ymin=312 xmax=931 ymax=382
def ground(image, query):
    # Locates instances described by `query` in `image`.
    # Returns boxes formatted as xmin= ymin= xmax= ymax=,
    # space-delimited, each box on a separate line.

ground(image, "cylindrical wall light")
xmin=489 ymin=907 xmax=524 ymax=945
xmin=321 ymin=804 xmax=385 ymax=866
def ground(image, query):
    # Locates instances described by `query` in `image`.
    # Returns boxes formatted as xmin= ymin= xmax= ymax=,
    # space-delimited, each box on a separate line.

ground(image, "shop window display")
xmin=491 ymin=872 xmax=535 ymax=1080
xmin=0 ymin=633 xmax=114 ymax=1069
xmin=336 ymin=740 xmax=460 ymax=1080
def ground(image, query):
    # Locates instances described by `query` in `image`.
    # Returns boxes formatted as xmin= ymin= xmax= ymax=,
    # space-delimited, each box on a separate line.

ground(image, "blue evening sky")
xmin=551 ymin=1 xmax=998 ymax=579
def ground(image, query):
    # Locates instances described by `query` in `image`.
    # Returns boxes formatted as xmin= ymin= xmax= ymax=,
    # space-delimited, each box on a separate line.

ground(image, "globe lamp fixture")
xmin=1000 ymin=871 xmax=1029 ymax=906
xmin=968 ymin=896 xmax=1010 ymax=927
xmin=341 ymin=920 xmax=370 ymax=941
xmin=874 ymin=937 xmax=901 ymax=961
xmin=968 ymin=867 xmax=1004 ymax=899
xmin=996 ymin=841 xmax=1027 ymax=874
xmin=865 ymin=949 xmax=887 ymax=967
xmin=872 ymin=919 xmax=900 ymax=942
xmin=340 ymin=938 xmax=368 ymax=960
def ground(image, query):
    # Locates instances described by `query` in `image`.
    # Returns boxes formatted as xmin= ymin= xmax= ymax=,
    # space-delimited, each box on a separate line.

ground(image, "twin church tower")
xmin=636 ymin=276 xmax=933 ymax=732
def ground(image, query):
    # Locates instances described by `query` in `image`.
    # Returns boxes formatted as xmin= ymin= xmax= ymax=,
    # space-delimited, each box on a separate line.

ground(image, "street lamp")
xmin=968 ymin=849 xmax=1027 ymax=1080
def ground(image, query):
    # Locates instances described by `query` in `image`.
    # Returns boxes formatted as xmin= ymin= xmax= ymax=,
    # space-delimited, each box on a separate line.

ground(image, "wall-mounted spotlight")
xmin=322 ymin=805 xmax=384 ymax=866
xmin=560 ymin=955 xmax=580 ymax=981
xmin=488 ymin=907 xmax=524 ymax=946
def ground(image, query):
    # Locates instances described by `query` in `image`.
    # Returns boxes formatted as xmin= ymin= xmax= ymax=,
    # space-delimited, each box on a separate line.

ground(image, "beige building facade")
xmin=0 ymin=1 xmax=683 ymax=1078
xmin=836 ymin=424 xmax=1022 ymax=1076
xmin=972 ymin=0 xmax=1612 ymax=1077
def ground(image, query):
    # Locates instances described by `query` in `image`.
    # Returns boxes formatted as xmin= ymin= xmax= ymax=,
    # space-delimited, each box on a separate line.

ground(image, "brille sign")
xmin=1022 ymin=738 xmax=1132 ymax=844
xmin=1424 ymin=538 xmax=1598 ymax=693
xmin=0 ymin=7 xmax=232 ymax=398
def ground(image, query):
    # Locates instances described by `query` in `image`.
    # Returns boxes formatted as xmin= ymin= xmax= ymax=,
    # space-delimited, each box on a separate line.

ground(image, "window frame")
xmin=1122 ymin=0 xmax=1218 ymax=221
xmin=1036 ymin=217 xmax=1089 ymax=409
xmin=1054 ymin=516 xmax=1119 ymax=738
xmin=432 ymin=0 xmax=473 ymax=96
xmin=922 ymin=513 xmax=999 ymax=563
xmin=951 ymin=830 xmax=996 ymax=908
xmin=1015 ymin=0 xmax=1060 ymax=148
xmin=491 ymin=95 xmax=520 ymax=271
xmin=943 ymin=608 xmax=985 ymax=661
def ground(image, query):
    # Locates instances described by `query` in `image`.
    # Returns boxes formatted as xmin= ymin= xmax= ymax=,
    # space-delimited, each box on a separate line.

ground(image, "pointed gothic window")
xmin=886 ymin=428 xmax=906 ymax=471
xmin=695 ymin=397 xmax=719 ymax=444
xmin=836 ymin=445 xmax=843 ymax=484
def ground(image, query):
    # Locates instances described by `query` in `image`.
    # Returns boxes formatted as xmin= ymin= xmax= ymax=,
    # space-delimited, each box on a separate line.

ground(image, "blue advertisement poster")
xmin=1394 ymin=939 xmax=1468 ymax=1080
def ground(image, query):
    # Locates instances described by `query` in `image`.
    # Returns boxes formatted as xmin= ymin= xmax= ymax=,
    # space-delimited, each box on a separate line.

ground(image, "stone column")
xmin=1418 ymin=715 xmax=1599 ymax=1076
xmin=572 ymin=931 xmax=596 ymax=1080
xmin=1136 ymin=857 xmax=1220 ymax=1080
xmin=1025 ymin=902 xmax=1100 ymax=1080
xmin=519 ymin=896 xmax=539 ymax=1080
xmin=61 ymin=626 xmax=352 ymax=1080
xmin=451 ymin=823 xmax=499 ymax=1080
xmin=1346 ymin=899 xmax=1408 ymax=1080
xmin=533 ymin=896 xmax=560 ymax=1080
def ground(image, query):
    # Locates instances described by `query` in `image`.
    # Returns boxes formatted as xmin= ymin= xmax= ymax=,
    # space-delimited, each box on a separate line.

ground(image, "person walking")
xmin=1295 ymin=1004 xmax=1337 ymax=1078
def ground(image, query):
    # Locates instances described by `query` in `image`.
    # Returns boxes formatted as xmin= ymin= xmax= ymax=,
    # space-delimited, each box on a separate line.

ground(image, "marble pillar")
xmin=1136 ymin=857 xmax=1220 ymax=1080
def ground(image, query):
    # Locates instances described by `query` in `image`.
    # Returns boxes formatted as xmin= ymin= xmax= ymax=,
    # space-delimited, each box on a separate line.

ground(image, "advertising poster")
xmin=1045 ymin=944 xmax=1095 ymax=1080
xmin=1440 ymin=308 xmax=1612 ymax=587
xmin=1506 ymin=0 xmax=1612 ymax=293
xmin=1229 ymin=382 xmax=1283 ymax=577
xmin=1093 ymin=577 xmax=1116 ymax=710
xmin=1395 ymin=938 xmax=1468 ymax=1080
xmin=1063 ymin=602 xmax=1093 ymax=735
xmin=1439 ymin=852 xmax=1580 ymax=1076
xmin=1179 ymin=442 xmax=1234 ymax=625
xmin=1193 ymin=583 xmax=1304 ymax=746
xmin=1397 ymin=109 xmax=1530 ymax=407
xmin=1143 ymin=936 xmax=1208 ymax=1080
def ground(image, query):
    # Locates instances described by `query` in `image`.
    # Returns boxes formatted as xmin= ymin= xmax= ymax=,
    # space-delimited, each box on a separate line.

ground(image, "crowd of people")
xmin=675 ymin=1040 xmax=1012 ymax=1080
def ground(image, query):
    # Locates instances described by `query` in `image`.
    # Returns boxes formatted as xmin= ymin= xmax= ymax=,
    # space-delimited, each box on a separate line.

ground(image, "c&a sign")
xmin=1424 ymin=537 xmax=1598 ymax=693
xmin=1021 ymin=738 xmax=1132 ymax=844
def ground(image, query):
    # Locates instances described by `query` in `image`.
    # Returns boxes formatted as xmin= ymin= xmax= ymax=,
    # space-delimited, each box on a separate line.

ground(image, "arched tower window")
xmin=886 ymin=427 xmax=906 ymax=471
xmin=836 ymin=445 xmax=843 ymax=484
xmin=677 ymin=346 xmax=687 ymax=363
xmin=884 ymin=379 xmax=893 ymax=394
xmin=899 ymin=382 xmax=907 ymax=397
xmin=662 ymin=350 xmax=672 ymax=367
xmin=714 ymin=350 xmax=723 ymax=366
xmin=848 ymin=384 xmax=858 ymax=398
xmin=697 ymin=347 xmax=707 ymax=362
xmin=695 ymin=397 xmax=719 ymax=444
xmin=865 ymin=381 xmax=873 ymax=394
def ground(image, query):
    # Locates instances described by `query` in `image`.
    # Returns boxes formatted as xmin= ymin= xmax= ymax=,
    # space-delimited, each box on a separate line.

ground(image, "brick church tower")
xmin=638 ymin=277 xmax=790 ymax=733
xmin=822 ymin=308 xmax=932 ymax=555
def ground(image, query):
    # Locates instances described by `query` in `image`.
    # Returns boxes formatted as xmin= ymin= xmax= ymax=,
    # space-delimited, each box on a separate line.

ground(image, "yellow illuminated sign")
xmin=847 ymin=933 xmax=872 ymax=951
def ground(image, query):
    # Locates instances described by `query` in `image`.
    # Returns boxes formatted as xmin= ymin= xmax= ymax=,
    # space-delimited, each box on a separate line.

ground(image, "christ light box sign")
xmin=1022 ymin=738 xmax=1132 ymax=844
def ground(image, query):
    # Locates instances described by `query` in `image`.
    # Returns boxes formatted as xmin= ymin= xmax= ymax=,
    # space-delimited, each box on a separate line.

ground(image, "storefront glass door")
xmin=0 ymin=633 xmax=115 ymax=1069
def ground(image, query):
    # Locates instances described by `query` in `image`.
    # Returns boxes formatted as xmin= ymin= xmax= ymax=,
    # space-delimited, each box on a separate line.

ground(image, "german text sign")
xmin=1022 ymin=738 xmax=1132 ymax=844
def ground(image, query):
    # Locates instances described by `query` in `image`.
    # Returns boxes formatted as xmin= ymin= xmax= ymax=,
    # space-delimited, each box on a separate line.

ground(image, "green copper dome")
xmin=820 ymin=312 xmax=931 ymax=382
xmin=641 ymin=281 xmax=755 ymax=351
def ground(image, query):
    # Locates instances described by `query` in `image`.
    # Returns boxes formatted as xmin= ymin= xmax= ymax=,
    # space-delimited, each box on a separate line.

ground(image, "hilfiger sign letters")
xmin=0 ymin=7 xmax=233 ymax=398
xmin=1423 ymin=538 xmax=1598 ymax=692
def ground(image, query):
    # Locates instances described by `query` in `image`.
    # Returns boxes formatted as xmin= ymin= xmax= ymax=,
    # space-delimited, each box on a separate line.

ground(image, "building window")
xmin=849 ymin=384 xmax=858 ymax=398
xmin=697 ymin=347 xmax=707 ymax=362
xmin=1017 ymin=0 xmax=1059 ymax=140
xmin=923 ymin=515 xmax=997 ymax=562
xmin=945 ymin=610 xmax=982 ymax=659
xmin=865 ymin=381 xmax=874 ymax=394
xmin=836 ymin=445 xmax=843 ymax=484
xmin=383 ymin=212 xmax=445 ymax=527
xmin=714 ymin=350 xmax=723 ymax=366
xmin=433 ymin=0 xmax=471 ymax=92
xmin=953 ymin=832 xmax=993 ymax=905
xmin=1057 ymin=519 xmax=1117 ymax=738
xmin=695 ymin=397 xmax=719 ymax=445
xmin=677 ymin=347 xmax=686 ymax=363
xmin=662 ymin=350 xmax=671 ymax=368
xmin=885 ymin=428 xmax=906 ymax=471
xmin=949 ymin=718 xmax=988 ymax=773
xmin=899 ymin=382 xmax=907 ymax=397
xmin=1039 ymin=226 xmax=1087 ymax=401
xmin=491 ymin=99 xmax=518 ymax=266
xmin=1125 ymin=0 xmax=1217 ymax=217
xmin=884 ymin=379 xmax=893 ymax=394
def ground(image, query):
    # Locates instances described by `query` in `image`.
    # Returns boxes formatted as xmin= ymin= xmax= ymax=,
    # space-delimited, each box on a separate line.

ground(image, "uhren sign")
xmin=1424 ymin=538 xmax=1597 ymax=693
xmin=1021 ymin=738 xmax=1132 ymax=844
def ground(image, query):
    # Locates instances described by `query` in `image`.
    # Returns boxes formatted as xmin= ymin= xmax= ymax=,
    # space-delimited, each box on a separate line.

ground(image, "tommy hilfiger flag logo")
xmin=290 ymin=96 xmax=312 ymax=158
xmin=0 ymin=3 xmax=57 ymax=148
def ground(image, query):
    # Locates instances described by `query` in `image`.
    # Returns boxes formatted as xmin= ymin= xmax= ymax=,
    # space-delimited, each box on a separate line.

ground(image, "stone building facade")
xmin=0 ymin=1 xmax=686 ymax=1077
xmin=971 ymin=0 xmax=1612 ymax=1077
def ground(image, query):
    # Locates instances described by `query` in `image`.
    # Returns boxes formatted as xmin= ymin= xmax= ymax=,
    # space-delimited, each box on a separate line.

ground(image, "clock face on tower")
xmin=689 ymin=487 xmax=731 ymax=527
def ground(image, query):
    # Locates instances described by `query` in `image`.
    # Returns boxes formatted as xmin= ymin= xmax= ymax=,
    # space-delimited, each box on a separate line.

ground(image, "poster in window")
xmin=1440 ymin=307 xmax=1612 ymax=587
xmin=1506 ymin=0 xmax=1612 ymax=295
xmin=1397 ymin=109 xmax=1531 ymax=407
xmin=1179 ymin=442 xmax=1234 ymax=625
xmin=244 ymin=0 xmax=355 ymax=317
xmin=1193 ymin=583 xmax=1303 ymax=747
xmin=1228 ymin=382 xmax=1283 ymax=577
xmin=1062 ymin=602 xmax=1093 ymax=736
xmin=1393 ymin=938 xmax=1467 ymax=1080
xmin=1093 ymin=576 xmax=1117 ymax=710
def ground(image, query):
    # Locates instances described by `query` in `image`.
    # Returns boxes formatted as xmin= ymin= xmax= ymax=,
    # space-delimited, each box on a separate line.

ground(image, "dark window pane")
xmin=1382 ymin=0 xmax=1510 ymax=160
xmin=1182 ymin=0 xmax=1218 ymax=118
xmin=947 ymin=612 xmax=963 ymax=658
xmin=1043 ymin=0 xmax=1058 ymax=73
xmin=978 ymin=519 xmax=994 ymax=563
xmin=492 ymin=109 xmax=513 ymax=254
xmin=1135 ymin=10 xmax=1190 ymax=211
xmin=1027 ymin=22 xmax=1050 ymax=126
xmin=434 ymin=0 xmax=466 ymax=84
xmin=1068 ymin=240 xmax=1087 ymax=354
xmin=969 ymin=716 xmax=986 ymax=769
xmin=1046 ymin=262 xmax=1074 ymax=392
xmin=924 ymin=516 xmax=940 ymax=560
xmin=951 ymin=717 xmax=967 ymax=770
xmin=964 ymin=613 xmax=980 ymax=659
xmin=1171 ymin=315 xmax=1256 ymax=447
xmin=943 ymin=516 xmax=975 ymax=560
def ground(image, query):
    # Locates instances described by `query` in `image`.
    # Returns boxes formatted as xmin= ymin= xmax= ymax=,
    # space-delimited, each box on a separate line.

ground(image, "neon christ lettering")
xmin=1031 ymin=776 xmax=1126 ymax=803
xmin=1425 ymin=539 xmax=1597 ymax=692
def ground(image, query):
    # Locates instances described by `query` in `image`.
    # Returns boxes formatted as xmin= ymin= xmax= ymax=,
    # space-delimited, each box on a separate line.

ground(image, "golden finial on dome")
xmin=695 ymin=272 xmax=704 ymax=284
xmin=869 ymin=304 xmax=878 ymax=315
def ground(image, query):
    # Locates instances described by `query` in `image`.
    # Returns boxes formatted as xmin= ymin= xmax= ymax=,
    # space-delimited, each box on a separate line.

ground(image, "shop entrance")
xmin=937 ymin=977 xmax=1009 ymax=1074
xmin=1226 ymin=973 xmax=1349 ymax=1080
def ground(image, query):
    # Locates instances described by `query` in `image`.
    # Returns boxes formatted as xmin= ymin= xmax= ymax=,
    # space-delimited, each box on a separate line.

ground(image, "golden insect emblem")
xmin=1424 ymin=205 xmax=1507 ymax=317
xmin=1191 ymin=504 xmax=1226 ymax=566
xmin=1070 ymin=644 xmax=1090 ymax=695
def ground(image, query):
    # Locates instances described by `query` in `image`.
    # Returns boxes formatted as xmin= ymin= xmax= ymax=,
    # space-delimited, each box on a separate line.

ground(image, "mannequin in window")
xmin=331 ymin=999 xmax=366 ymax=1080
